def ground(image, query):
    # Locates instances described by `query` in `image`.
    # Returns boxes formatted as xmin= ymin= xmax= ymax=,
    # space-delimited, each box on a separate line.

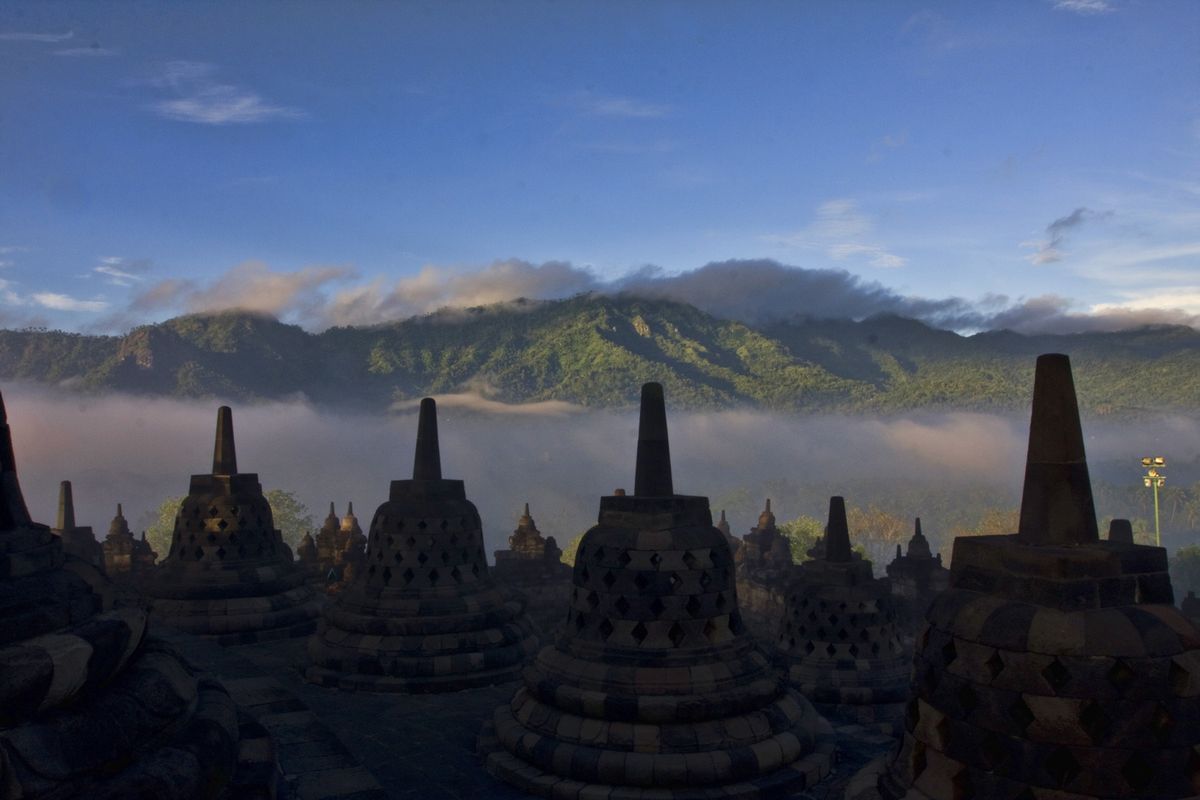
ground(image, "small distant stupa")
xmin=885 ymin=517 xmax=949 ymax=632
xmin=736 ymin=497 xmax=793 ymax=580
xmin=102 ymin=503 xmax=157 ymax=583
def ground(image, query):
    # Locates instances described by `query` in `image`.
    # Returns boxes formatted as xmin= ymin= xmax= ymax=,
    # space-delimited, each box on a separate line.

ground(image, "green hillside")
xmin=0 ymin=295 xmax=1196 ymax=414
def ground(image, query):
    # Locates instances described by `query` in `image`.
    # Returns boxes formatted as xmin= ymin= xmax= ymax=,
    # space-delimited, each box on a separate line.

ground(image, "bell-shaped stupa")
xmin=886 ymin=518 xmax=950 ymax=633
xmin=0 ymin=390 xmax=274 ymax=797
xmin=483 ymin=383 xmax=834 ymax=798
xmin=307 ymin=397 xmax=538 ymax=692
xmin=735 ymin=497 xmax=793 ymax=582
xmin=778 ymin=496 xmax=910 ymax=730
xmin=853 ymin=354 xmax=1200 ymax=800
xmin=102 ymin=503 xmax=157 ymax=586
xmin=146 ymin=406 xmax=321 ymax=643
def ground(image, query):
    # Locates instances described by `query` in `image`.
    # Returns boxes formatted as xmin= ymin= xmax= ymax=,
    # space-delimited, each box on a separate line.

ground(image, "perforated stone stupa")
xmin=886 ymin=518 xmax=949 ymax=634
xmin=307 ymin=397 xmax=538 ymax=692
xmin=0 ymin=390 xmax=277 ymax=798
xmin=146 ymin=406 xmax=321 ymax=644
xmin=852 ymin=354 xmax=1200 ymax=800
xmin=779 ymin=496 xmax=909 ymax=730
xmin=483 ymin=383 xmax=834 ymax=799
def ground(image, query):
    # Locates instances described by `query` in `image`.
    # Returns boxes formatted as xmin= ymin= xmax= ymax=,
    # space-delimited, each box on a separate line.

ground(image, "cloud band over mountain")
xmin=112 ymin=258 xmax=1199 ymax=335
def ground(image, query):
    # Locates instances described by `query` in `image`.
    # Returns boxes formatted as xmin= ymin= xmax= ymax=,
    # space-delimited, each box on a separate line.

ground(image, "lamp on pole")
xmin=1141 ymin=456 xmax=1166 ymax=546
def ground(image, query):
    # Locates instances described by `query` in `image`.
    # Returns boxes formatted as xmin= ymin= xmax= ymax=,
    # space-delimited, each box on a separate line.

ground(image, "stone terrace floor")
xmin=159 ymin=629 xmax=896 ymax=800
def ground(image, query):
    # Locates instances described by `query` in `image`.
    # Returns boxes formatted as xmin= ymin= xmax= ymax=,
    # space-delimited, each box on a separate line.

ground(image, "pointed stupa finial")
xmin=1017 ymin=354 xmax=1098 ymax=546
xmin=524 ymin=502 xmax=530 ymax=516
xmin=1108 ymin=518 xmax=1134 ymax=544
xmin=633 ymin=382 xmax=673 ymax=497
xmin=412 ymin=397 xmax=442 ymax=481
xmin=720 ymin=509 xmax=727 ymax=523
xmin=825 ymin=495 xmax=853 ymax=562
xmin=347 ymin=501 xmax=354 ymax=516
xmin=212 ymin=406 xmax=238 ymax=475
xmin=328 ymin=502 xmax=335 ymax=516
xmin=765 ymin=498 xmax=771 ymax=512
xmin=0 ymin=387 xmax=30 ymax=530
xmin=914 ymin=517 xmax=923 ymax=538
xmin=57 ymin=480 xmax=76 ymax=530
xmin=117 ymin=502 xmax=124 ymax=518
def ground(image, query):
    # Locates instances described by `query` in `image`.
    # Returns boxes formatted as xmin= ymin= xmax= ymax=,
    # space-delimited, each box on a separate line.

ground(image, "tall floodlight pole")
xmin=1141 ymin=456 xmax=1166 ymax=546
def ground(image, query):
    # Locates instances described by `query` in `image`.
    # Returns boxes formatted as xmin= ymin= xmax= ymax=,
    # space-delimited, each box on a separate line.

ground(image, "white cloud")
xmin=31 ymin=292 xmax=108 ymax=312
xmin=93 ymin=256 xmax=152 ymax=286
xmin=572 ymin=92 xmax=672 ymax=119
xmin=1053 ymin=0 xmax=1114 ymax=14
xmin=765 ymin=199 xmax=908 ymax=268
xmin=0 ymin=30 xmax=74 ymax=42
xmin=54 ymin=46 xmax=118 ymax=57
xmin=147 ymin=61 xmax=304 ymax=125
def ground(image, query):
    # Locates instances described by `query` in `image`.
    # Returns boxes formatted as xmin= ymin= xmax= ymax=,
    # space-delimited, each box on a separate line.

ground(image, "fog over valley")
xmin=10 ymin=383 xmax=1197 ymax=567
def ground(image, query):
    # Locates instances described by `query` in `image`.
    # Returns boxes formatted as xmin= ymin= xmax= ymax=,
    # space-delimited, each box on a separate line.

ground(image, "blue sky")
xmin=0 ymin=0 xmax=1197 ymax=333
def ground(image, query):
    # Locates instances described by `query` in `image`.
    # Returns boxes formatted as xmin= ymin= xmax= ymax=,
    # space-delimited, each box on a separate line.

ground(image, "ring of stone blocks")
xmin=308 ymin=622 xmax=539 ymax=678
xmin=148 ymin=564 xmax=310 ymax=597
xmin=522 ymin=666 xmax=788 ymax=723
xmin=161 ymin=599 xmax=321 ymax=637
xmin=312 ymin=617 xmax=535 ymax=656
xmin=507 ymin=685 xmax=816 ymax=751
xmin=485 ymin=696 xmax=836 ymax=797
xmin=329 ymin=588 xmax=521 ymax=626
xmin=530 ymin=643 xmax=776 ymax=694
xmin=151 ymin=583 xmax=315 ymax=615
xmin=0 ymin=608 xmax=147 ymax=722
xmin=305 ymin=658 xmax=529 ymax=694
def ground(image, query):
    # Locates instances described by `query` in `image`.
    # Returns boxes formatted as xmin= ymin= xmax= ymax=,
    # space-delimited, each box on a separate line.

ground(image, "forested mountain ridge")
xmin=0 ymin=295 xmax=1196 ymax=414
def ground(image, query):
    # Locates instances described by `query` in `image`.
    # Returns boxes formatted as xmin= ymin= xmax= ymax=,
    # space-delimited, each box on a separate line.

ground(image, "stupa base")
xmin=479 ymin=692 xmax=837 ymax=800
xmin=305 ymin=660 xmax=526 ymax=693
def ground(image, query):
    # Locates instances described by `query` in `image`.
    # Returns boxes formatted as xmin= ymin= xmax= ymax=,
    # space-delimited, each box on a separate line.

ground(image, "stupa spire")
xmin=1017 ymin=353 xmax=1098 ymax=545
xmin=633 ymin=382 xmax=673 ymax=496
xmin=0 ymin=389 xmax=32 ymax=530
xmin=56 ymin=480 xmax=76 ymax=530
xmin=825 ymin=495 xmax=853 ymax=562
xmin=212 ymin=406 xmax=238 ymax=475
xmin=412 ymin=397 xmax=442 ymax=480
xmin=1108 ymin=518 xmax=1134 ymax=543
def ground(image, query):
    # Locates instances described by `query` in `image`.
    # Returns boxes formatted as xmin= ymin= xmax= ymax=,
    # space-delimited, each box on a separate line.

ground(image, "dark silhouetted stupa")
xmin=483 ymin=383 xmax=834 ymax=798
xmin=101 ymin=503 xmax=157 ymax=585
xmin=307 ymin=397 xmax=537 ymax=692
xmin=146 ymin=406 xmax=321 ymax=643
xmin=0 ymin=390 xmax=276 ymax=797
xmin=885 ymin=517 xmax=949 ymax=633
xmin=52 ymin=479 xmax=104 ymax=572
xmin=1108 ymin=517 xmax=1135 ymax=544
xmin=493 ymin=501 xmax=572 ymax=636
xmin=779 ymin=496 xmax=909 ymax=730
xmin=851 ymin=354 xmax=1200 ymax=800
xmin=736 ymin=497 xmax=793 ymax=580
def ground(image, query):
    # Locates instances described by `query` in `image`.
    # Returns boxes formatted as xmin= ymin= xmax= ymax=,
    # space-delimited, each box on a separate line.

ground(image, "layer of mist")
xmin=6 ymin=384 xmax=1196 ymax=566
